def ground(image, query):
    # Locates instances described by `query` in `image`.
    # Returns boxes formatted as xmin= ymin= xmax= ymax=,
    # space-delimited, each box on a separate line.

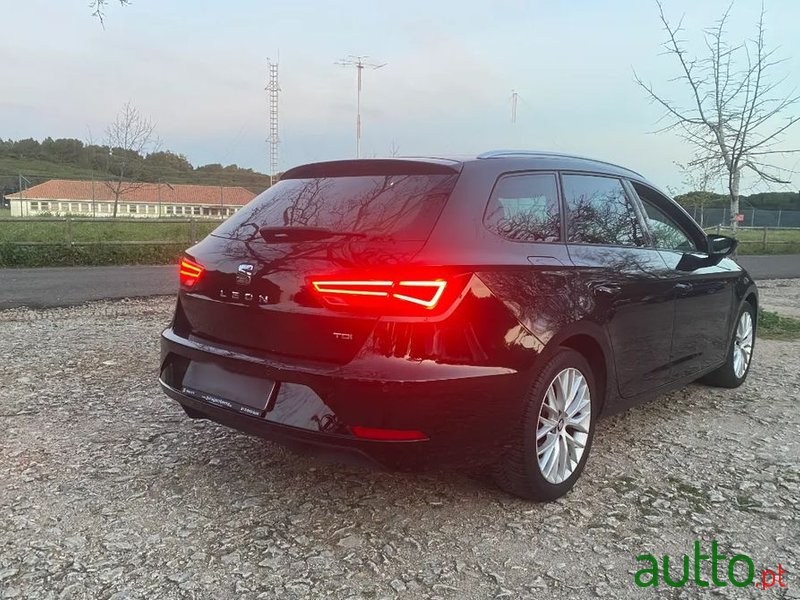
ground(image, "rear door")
xmin=630 ymin=181 xmax=736 ymax=379
xmin=562 ymin=173 xmax=677 ymax=397
xmin=178 ymin=160 xmax=461 ymax=364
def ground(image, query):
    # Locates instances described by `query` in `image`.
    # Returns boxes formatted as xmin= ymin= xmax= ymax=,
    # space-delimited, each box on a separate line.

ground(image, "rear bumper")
xmin=159 ymin=378 xmax=419 ymax=469
xmin=159 ymin=327 xmax=528 ymax=467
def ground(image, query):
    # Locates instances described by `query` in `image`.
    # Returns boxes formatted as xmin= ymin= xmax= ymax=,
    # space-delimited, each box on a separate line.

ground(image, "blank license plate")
xmin=181 ymin=362 xmax=274 ymax=417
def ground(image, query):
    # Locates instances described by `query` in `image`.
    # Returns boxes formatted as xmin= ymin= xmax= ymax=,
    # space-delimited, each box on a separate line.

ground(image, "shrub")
xmin=0 ymin=243 xmax=187 ymax=267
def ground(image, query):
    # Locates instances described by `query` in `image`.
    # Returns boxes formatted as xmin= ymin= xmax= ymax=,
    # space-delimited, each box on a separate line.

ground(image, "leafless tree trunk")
xmin=635 ymin=1 xmax=799 ymax=230
xmin=104 ymin=102 xmax=157 ymax=218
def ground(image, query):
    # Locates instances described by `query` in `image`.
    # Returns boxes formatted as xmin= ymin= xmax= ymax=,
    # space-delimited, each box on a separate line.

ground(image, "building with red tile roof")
xmin=9 ymin=179 xmax=258 ymax=218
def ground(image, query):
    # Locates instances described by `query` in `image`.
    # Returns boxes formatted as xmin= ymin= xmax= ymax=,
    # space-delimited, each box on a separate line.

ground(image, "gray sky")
xmin=2 ymin=0 xmax=798 ymax=192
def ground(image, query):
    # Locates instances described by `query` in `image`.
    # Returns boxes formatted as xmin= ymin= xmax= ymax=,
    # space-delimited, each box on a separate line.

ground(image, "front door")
xmin=658 ymin=252 xmax=736 ymax=378
xmin=631 ymin=182 xmax=736 ymax=380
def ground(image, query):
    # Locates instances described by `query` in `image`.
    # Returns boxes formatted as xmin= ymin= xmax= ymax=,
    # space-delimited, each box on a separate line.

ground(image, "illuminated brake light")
xmin=311 ymin=280 xmax=392 ymax=297
xmin=394 ymin=280 xmax=447 ymax=308
xmin=350 ymin=426 xmax=429 ymax=441
xmin=179 ymin=257 xmax=204 ymax=287
xmin=309 ymin=278 xmax=449 ymax=310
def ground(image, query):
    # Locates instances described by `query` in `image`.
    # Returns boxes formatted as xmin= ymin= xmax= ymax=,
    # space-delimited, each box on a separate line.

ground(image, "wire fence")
xmin=704 ymin=225 xmax=800 ymax=254
xmin=686 ymin=207 xmax=800 ymax=228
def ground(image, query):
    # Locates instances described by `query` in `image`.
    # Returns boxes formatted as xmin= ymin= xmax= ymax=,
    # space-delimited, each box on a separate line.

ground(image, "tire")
xmin=493 ymin=348 xmax=597 ymax=501
xmin=700 ymin=301 xmax=756 ymax=388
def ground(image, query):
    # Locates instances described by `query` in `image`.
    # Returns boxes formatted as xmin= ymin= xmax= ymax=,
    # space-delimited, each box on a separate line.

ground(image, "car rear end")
xmin=159 ymin=158 xmax=533 ymax=467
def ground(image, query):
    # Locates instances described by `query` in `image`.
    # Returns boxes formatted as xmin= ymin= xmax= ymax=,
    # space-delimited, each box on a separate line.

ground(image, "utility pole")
xmin=511 ymin=90 xmax=519 ymax=124
xmin=18 ymin=174 xmax=30 ymax=216
xmin=266 ymin=58 xmax=280 ymax=186
xmin=336 ymin=55 xmax=386 ymax=158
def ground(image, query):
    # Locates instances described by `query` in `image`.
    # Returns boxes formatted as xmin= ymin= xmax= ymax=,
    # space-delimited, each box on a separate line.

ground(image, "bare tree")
xmin=89 ymin=0 xmax=129 ymax=26
xmin=104 ymin=102 xmax=157 ymax=217
xmin=635 ymin=1 xmax=800 ymax=229
xmin=675 ymin=159 xmax=721 ymax=194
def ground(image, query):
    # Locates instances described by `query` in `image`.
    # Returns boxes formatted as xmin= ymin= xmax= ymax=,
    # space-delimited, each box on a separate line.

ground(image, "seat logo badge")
xmin=236 ymin=263 xmax=254 ymax=286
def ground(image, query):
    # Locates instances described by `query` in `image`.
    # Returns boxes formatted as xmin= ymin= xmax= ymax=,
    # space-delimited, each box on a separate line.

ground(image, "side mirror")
xmin=676 ymin=235 xmax=737 ymax=272
xmin=708 ymin=234 xmax=738 ymax=258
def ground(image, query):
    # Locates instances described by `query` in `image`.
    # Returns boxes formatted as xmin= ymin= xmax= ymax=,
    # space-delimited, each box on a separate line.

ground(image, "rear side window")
xmin=563 ymin=174 xmax=645 ymax=247
xmin=213 ymin=174 xmax=458 ymax=241
xmin=484 ymin=173 xmax=561 ymax=242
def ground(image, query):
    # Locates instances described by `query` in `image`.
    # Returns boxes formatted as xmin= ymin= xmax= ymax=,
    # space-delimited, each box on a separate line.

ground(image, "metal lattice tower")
xmin=266 ymin=59 xmax=280 ymax=186
xmin=335 ymin=55 xmax=386 ymax=158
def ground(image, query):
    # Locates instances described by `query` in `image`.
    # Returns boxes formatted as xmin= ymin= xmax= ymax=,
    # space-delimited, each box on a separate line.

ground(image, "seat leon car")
xmin=159 ymin=150 xmax=757 ymax=501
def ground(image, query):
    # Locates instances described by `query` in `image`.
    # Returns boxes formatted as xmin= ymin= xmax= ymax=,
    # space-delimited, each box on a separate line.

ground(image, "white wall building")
xmin=9 ymin=179 xmax=257 ymax=218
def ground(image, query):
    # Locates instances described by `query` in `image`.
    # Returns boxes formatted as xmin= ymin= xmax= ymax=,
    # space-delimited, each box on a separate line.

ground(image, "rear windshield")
xmin=213 ymin=174 xmax=458 ymax=241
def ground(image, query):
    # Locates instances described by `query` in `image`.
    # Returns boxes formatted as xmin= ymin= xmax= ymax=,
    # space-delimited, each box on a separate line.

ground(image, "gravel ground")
xmin=0 ymin=298 xmax=798 ymax=600
xmin=758 ymin=278 xmax=800 ymax=319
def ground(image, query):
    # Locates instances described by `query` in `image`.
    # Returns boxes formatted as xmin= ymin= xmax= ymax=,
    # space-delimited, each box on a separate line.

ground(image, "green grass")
xmin=0 ymin=217 xmax=223 ymax=267
xmin=0 ymin=243 xmax=189 ymax=267
xmin=0 ymin=208 xmax=10 ymax=217
xmin=707 ymin=227 xmax=800 ymax=255
xmin=0 ymin=217 xmax=220 ymax=244
xmin=758 ymin=309 xmax=800 ymax=341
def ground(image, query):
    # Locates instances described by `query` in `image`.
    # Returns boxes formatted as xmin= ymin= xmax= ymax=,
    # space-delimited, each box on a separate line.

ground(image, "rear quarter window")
xmin=213 ymin=174 xmax=458 ymax=241
xmin=484 ymin=173 xmax=561 ymax=242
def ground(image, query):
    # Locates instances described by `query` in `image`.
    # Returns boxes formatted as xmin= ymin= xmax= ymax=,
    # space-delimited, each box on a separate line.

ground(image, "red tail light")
xmin=311 ymin=280 xmax=394 ymax=299
xmin=350 ymin=426 xmax=429 ymax=441
xmin=179 ymin=257 xmax=204 ymax=287
xmin=310 ymin=275 xmax=459 ymax=314
xmin=393 ymin=280 xmax=448 ymax=308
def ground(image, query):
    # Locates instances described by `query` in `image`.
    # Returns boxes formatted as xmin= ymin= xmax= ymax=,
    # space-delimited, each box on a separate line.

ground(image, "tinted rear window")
xmin=213 ymin=174 xmax=458 ymax=241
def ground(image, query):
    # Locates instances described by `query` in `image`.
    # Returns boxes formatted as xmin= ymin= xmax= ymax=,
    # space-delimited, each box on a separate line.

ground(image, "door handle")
xmin=595 ymin=283 xmax=622 ymax=295
xmin=527 ymin=256 xmax=565 ymax=266
xmin=674 ymin=282 xmax=693 ymax=292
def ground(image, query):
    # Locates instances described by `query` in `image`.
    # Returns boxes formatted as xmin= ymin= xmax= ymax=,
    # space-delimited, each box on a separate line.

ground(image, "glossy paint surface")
xmin=160 ymin=152 xmax=757 ymax=466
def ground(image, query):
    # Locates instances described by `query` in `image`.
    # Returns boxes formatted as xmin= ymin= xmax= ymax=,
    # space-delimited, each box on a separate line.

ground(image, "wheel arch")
xmin=744 ymin=290 xmax=758 ymax=311
xmin=735 ymin=279 xmax=759 ymax=338
xmin=560 ymin=334 xmax=608 ymax=414
xmin=535 ymin=321 xmax=616 ymax=416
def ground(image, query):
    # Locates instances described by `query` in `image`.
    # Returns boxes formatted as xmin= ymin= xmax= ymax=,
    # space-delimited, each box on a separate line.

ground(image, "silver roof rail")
xmin=476 ymin=149 xmax=643 ymax=177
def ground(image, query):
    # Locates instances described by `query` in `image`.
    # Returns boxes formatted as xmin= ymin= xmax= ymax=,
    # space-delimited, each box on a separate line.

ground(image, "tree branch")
xmin=90 ymin=0 xmax=130 ymax=26
xmin=636 ymin=0 xmax=798 ymax=220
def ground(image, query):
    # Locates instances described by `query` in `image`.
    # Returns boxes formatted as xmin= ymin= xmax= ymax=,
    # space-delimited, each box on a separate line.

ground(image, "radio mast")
xmin=266 ymin=58 xmax=280 ymax=186
xmin=335 ymin=55 xmax=386 ymax=158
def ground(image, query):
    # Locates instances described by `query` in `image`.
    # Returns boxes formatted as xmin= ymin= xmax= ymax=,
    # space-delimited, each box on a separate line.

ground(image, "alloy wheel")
xmin=733 ymin=311 xmax=754 ymax=379
xmin=535 ymin=367 xmax=591 ymax=484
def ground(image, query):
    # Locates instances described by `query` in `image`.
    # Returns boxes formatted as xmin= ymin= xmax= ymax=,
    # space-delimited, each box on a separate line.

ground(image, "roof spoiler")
xmin=281 ymin=159 xmax=462 ymax=180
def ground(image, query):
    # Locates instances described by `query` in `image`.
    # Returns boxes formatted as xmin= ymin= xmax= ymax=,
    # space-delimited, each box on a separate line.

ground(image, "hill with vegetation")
xmin=2 ymin=137 xmax=796 ymax=212
xmin=0 ymin=137 xmax=272 ymax=197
